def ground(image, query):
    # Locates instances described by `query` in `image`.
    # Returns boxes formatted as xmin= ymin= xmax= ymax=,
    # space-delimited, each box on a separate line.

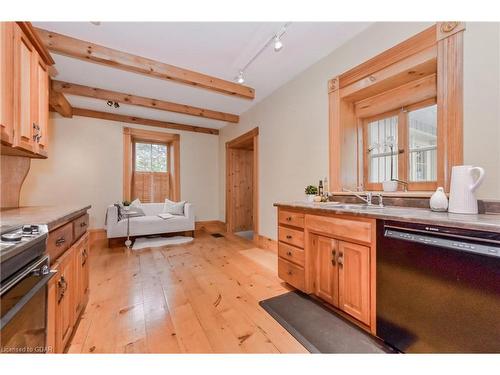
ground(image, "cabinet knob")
xmin=331 ymin=249 xmax=336 ymax=265
xmin=286 ymin=251 xmax=292 ymax=256
xmin=287 ymin=270 xmax=293 ymax=275
xmin=286 ymin=235 xmax=292 ymax=239
xmin=337 ymin=252 xmax=344 ymax=266
xmin=286 ymin=217 xmax=292 ymax=221
xmin=80 ymin=222 xmax=87 ymax=228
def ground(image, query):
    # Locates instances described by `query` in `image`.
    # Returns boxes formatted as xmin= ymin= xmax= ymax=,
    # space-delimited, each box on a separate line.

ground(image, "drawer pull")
xmin=55 ymin=237 xmax=66 ymax=246
xmin=286 ymin=235 xmax=292 ymax=240
xmin=80 ymin=222 xmax=87 ymax=228
xmin=287 ymin=270 xmax=293 ymax=275
xmin=332 ymin=249 xmax=336 ymax=265
xmin=286 ymin=217 xmax=292 ymax=221
xmin=286 ymin=251 xmax=292 ymax=256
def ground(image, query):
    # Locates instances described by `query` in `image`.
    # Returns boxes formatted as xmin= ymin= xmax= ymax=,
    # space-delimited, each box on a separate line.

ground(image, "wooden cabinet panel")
xmin=74 ymin=233 xmax=90 ymax=317
xmin=305 ymin=214 xmax=372 ymax=244
xmin=53 ymin=247 xmax=76 ymax=352
xmin=34 ymin=55 xmax=48 ymax=156
xmin=47 ymin=222 xmax=74 ymax=264
xmin=278 ymin=257 xmax=305 ymax=292
xmin=338 ymin=241 xmax=370 ymax=325
xmin=278 ymin=242 xmax=304 ymax=267
xmin=278 ymin=210 xmax=305 ymax=229
xmin=0 ymin=22 xmax=14 ymax=144
xmin=311 ymin=234 xmax=339 ymax=307
xmin=278 ymin=226 xmax=304 ymax=248
xmin=73 ymin=213 xmax=89 ymax=241
xmin=12 ymin=24 xmax=35 ymax=152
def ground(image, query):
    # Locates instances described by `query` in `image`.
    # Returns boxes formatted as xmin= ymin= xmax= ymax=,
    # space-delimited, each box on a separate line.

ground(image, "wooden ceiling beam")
xmin=69 ymin=108 xmax=219 ymax=135
xmin=35 ymin=27 xmax=255 ymax=100
xmin=49 ymin=80 xmax=73 ymax=117
xmin=52 ymin=80 xmax=239 ymax=123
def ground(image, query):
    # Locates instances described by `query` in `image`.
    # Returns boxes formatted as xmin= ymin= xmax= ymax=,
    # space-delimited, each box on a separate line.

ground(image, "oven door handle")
xmin=0 ymin=270 xmax=56 ymax=330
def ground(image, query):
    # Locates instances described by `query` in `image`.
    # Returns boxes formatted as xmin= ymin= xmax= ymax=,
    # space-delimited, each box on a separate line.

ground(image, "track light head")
xmin=273 ymin=35 xmax=283 ymax=52
xmin=107 ymin=100 xmax=113 ymax=107
xmin=235 ymin=71 xmax=245 ymax=84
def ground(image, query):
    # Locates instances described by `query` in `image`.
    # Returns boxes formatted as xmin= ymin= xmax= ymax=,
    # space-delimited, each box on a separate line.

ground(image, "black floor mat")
xmin=260 ymin=291 xmax=395 ymax=353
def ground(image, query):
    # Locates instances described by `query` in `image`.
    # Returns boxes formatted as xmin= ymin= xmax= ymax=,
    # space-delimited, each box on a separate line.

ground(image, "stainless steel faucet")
xmin=342 ymin=188 xmax=373 ymax=205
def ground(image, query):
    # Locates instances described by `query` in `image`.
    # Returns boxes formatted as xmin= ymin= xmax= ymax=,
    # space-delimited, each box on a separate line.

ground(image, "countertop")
xmin=0 ymin=205 xmax=91 ymax=232
xmin=274 ymin=201 xmax=500 ymax=233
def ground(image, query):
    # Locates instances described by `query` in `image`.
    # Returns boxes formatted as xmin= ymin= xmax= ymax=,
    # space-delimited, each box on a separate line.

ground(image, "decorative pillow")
xmin=163 ymin=199 xmax=186 ymax=216
xmin=130 ymin=198 xmax=141 ymax=207
xmin=114 ymin=203 xmax=124 ymax=221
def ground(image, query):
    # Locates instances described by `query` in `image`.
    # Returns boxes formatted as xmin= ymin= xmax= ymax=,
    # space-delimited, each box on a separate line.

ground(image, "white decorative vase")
xmin=448 ymin=165 xmax=485 ymax=214
xmin=430 ymin=187 xmax=448 ymax=212
xmin=306 ymin=194 xmax=316 ymax=203
xmin=382 ymin=180 xmax=398 ymax=192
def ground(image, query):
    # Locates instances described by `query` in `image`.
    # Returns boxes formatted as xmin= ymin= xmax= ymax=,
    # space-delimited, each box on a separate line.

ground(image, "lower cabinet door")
xmin=338 ymin=241 xmax=370 ymax=325
xmin=55 ymin=248 xmax=75 ymax=352
xmin=311 ymin=234 xmax=339 ymax=307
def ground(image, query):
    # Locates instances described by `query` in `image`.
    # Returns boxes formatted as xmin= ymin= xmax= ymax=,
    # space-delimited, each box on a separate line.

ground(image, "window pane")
xmin=408 ymin=104 xmax=437 ymax=182
xmin=151 ymin=144 xmax=167 ymax=172
xmin=135 ymin=142 xmax=167 ymax=172
xmin=367 ymin=115 xmax=398 ymax=183
xmin=135 ymin=143 xmax=151 ymax=171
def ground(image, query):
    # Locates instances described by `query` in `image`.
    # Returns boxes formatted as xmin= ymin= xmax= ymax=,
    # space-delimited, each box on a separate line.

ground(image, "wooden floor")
xmin=67 ymin=229 xmax=308 ymax=353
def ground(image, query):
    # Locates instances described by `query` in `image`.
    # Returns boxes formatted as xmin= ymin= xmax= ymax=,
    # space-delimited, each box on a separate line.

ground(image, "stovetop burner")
xmin=1 ymin=232 xmax=23 ymax=242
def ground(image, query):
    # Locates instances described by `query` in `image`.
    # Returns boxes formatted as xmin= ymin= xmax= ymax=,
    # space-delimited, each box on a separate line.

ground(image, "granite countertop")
xmin=274 ymin=201 xmax=500 ymax=233
xmin=0 ymin=205 xmax=91 ymax=231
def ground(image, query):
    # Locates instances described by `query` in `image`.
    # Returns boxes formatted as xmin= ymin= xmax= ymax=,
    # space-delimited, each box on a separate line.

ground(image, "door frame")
xmin=225 ymin=127 xmax=259 ymax=238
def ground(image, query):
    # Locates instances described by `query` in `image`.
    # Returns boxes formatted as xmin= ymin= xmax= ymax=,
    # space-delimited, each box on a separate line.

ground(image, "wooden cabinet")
xmin=310 ymin=234 xmax=338 ymax=307
xmin=0 ymin=22 xmax=14 ymax=144
xmin=338 ymin=241 xmax=370 ymax=325
xmin=277 ymin=207 xmax=376 ymax=332
xmin=0 ymin=22 xmax=52 ymax=158
xmin=53 ymin=245 xmax=76 ymax=353
xmin=46 ymin=215 xmax=90 ymax=353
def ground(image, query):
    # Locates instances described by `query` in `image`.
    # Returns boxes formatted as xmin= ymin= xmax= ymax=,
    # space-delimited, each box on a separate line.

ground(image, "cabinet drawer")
xmin=305 ymin=214 xmax=372 ymax=244
xmin=278 ymin=242 xmax=305 ymax=267
xmin=278 ymin=226 xmax=304 ymax=248
xmin=278 ymin=258 xmax=305 ymax=291
xmin=47 ymin=222 xmax=74 ymax=264
xmin=279 ymin=210 xmax=305 ymax=228
xmin=73 ymin=213 xmax=89 ymax=240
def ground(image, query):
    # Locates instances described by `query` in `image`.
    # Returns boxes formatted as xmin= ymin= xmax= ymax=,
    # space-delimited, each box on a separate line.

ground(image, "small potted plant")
xmin=304 ymin=185 xmax=318 ymax=202
xmin=122 ymin=200 xmax=131 ymax=211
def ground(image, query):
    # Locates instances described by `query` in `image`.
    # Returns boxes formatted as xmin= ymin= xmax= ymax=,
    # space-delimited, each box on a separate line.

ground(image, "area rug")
xmin=132 ymin=236 xmax=193 ymax=250
xmin=260 ymin=291 xmax=395 ymax=353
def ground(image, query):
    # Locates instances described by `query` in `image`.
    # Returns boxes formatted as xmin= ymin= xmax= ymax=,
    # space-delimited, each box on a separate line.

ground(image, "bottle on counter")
xmin=318 ymin=180 xmax=323 ymax=196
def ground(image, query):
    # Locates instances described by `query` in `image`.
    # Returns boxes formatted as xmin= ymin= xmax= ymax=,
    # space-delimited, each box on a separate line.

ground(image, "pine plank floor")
xmin=67 ymin=230 xmax=308 ymax=353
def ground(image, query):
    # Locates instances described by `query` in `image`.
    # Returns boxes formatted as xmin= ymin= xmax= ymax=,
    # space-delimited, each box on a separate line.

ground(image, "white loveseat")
xmin=105 ymin=202 xmax=195 ymax=239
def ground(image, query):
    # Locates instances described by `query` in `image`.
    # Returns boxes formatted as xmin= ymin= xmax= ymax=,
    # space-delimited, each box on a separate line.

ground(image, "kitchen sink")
xmin=320 ymin=203 xmax=384 ymax=209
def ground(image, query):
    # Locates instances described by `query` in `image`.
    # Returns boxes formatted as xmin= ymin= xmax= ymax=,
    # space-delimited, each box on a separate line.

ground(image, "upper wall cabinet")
xmin=0 ymin=22 xmax=54 ymax=158
xmin=329 ymin=22 xmax=465 ymax=193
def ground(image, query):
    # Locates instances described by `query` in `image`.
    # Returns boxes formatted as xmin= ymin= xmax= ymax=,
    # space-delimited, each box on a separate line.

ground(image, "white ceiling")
xmin=34 ymin=22 xmax=371 ymax=130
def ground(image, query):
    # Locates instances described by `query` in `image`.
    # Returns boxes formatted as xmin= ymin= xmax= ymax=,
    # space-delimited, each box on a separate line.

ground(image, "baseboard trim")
xmin=254 ymin=234 xmax=278 ymax=252
xmin=195 ymin=220 xmax=227 ymax=233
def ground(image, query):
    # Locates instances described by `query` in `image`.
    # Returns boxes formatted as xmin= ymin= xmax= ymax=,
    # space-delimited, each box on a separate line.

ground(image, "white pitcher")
xmin=448 ymin=165 xmax=485 ymax=214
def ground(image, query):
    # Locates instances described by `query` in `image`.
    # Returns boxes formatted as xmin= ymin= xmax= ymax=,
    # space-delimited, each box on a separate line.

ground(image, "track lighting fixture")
xmin=106 ymin=100 xmax=120 ymax=109
xmin=235 ymin=71 xmax=245 ymax=84
xmin=234 ymin=22 xmax=291 ymax=85
xmin=273 ymin=35 xmax=283 ymax=52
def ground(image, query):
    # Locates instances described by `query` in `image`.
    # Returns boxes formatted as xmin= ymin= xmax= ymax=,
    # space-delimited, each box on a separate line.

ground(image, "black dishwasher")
xmin=376 ymin=220 xmax=500 ymax=353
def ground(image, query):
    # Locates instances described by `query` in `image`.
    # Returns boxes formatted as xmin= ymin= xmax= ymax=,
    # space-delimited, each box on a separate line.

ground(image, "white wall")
xmin=219 ymin=22 xmax=500 ymax=241
xmin=20 ymin=114 xmax=220 ymax=229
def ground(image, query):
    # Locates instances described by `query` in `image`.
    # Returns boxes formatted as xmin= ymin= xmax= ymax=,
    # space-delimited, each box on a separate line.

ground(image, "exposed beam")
xmin=70 ymin=108 xmax=219 ymax=135
xmin=52 ymin=80 xmax=239 ymax=123
xmin=35 ymin=27 xmax=255 ymax=100
xmin=49 ymin=80 xmax=73 ymax=117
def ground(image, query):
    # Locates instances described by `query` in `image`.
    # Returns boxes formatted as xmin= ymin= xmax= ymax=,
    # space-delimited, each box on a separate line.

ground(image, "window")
xmin=123 ymin=128 xmax=180 ymax=203
xmin=363 ymin=100 xmax=438 ymax=191
xmin=135 ymin=142 xmax=168 ymax=172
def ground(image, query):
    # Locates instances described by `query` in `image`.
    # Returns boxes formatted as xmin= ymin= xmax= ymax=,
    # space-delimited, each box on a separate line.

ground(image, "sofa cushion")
xmin=163 ymin=199 xmax=186 ymax=215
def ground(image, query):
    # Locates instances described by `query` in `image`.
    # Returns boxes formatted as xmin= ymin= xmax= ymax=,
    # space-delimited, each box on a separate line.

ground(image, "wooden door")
xmin=55 ymin=247 xmax=75 ymax=352
xmin=229 ymin=148 xmax=254 ymax=232
xmin=338 ymin=241 xmax=370 ymax=325
xmin=12 ymin=24 xmax=35 ymax=152
xmin=311 ymin=234 xmax=339 ymax=307
xmin=0 ymin=22 xmax=14 ymax=144
xmin=34 ymin=55 xmax=48 ymax=156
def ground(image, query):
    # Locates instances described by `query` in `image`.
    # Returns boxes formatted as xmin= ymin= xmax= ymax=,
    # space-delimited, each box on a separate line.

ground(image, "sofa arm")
xmin=184 ymin=203 xmax=194 ymax=222
xmin=105 ymin=205 xmax=118 ymax=228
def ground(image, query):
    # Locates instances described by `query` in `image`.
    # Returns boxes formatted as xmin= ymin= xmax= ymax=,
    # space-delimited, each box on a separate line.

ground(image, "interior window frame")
xmin=362 ymin=97 xmax=438 ymax=191
xmin=133 ymin=140 xmax=169 ymax=173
